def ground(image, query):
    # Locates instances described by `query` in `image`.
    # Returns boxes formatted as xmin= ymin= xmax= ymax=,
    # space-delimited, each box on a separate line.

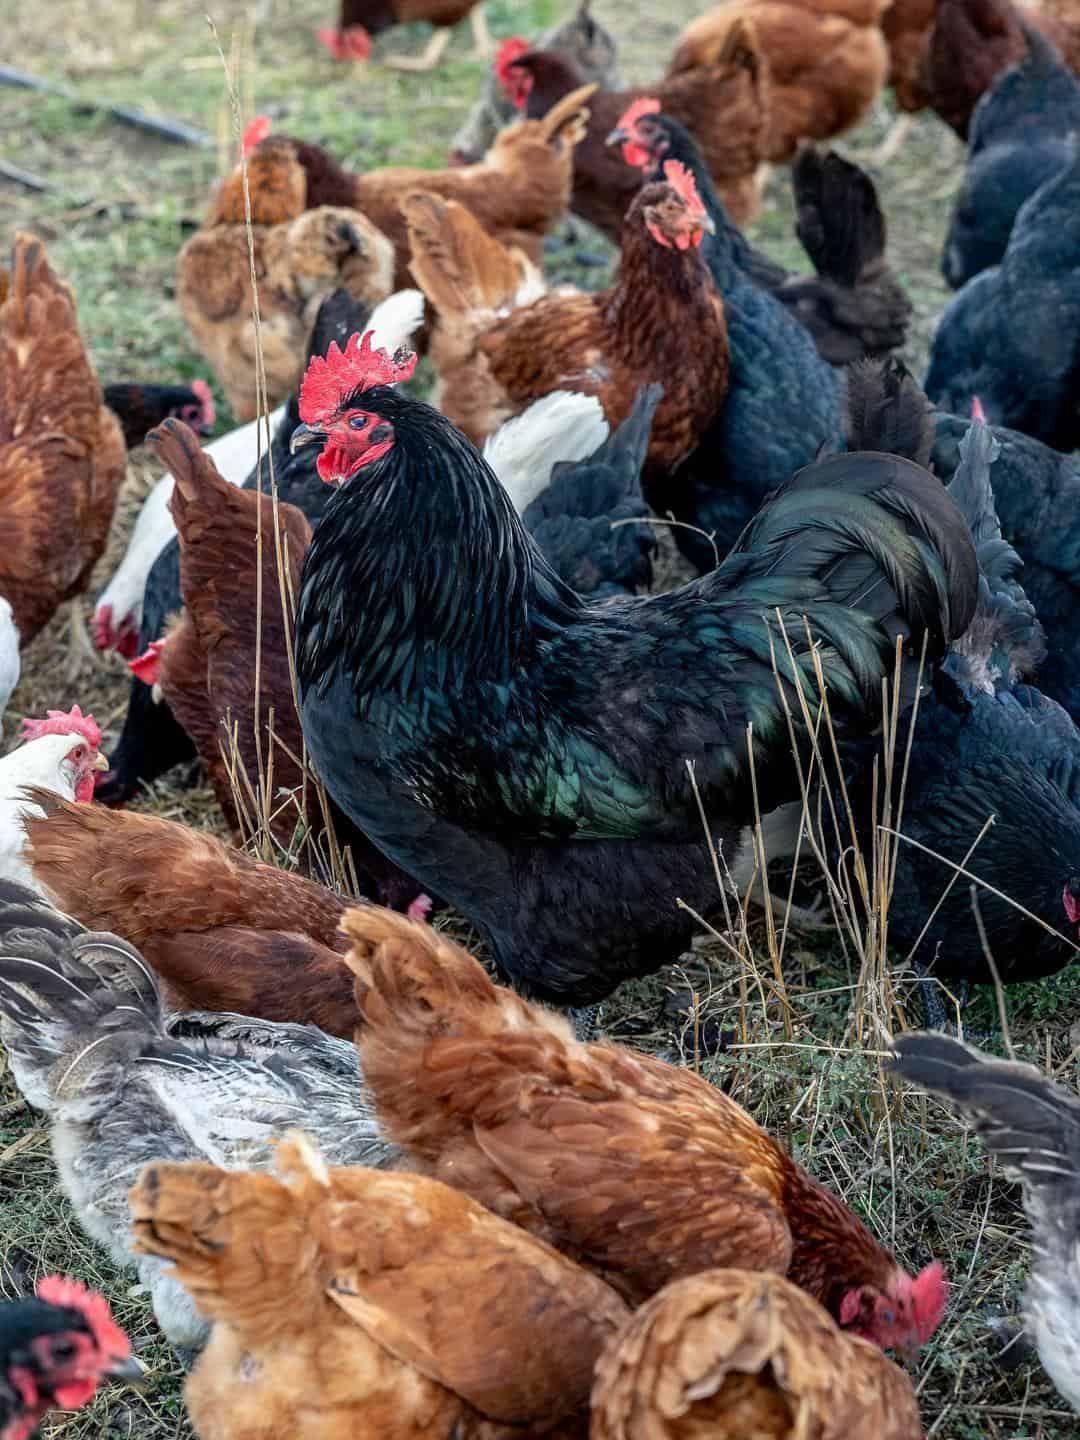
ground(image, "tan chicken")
xmin=666 ymin=0 xmax=891 ymax=161
xmin=177 ymin=206 xmax=394 ymax=422
xmin=341 ymin=908 xmax=947 ymax=1353
xmin=403 ymin=164 xmax=727 ymax=480
xmin=0 ymin=232 xmax=126 ymax=664
xmin=129 ymin=1132 xmax=630 ymax=1440
xmin=591 ymin=1270 xmax=925 ymax=1440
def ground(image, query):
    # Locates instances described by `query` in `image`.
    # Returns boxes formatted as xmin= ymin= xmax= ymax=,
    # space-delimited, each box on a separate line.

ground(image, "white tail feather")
xmin=484 ymin=392 xmax=609 ymax=514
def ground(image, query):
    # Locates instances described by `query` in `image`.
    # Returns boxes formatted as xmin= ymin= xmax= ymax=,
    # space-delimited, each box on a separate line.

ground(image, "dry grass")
xmin=1 ymin=2 xmax=1079 ymax=1438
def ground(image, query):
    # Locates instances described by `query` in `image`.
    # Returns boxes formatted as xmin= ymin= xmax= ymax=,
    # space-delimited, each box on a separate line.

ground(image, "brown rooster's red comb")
xmin=19 ymin=705 xmax=101 ymax=750
xmin=299 ymin=331 xmax=418 ymax=425
xmin=662 ymin=159 xmax=707 ymax=221
xmin=495 ymin=37 xmax=530 ymax=87
xmin=615 ymin=95 xmax=661 ymax=136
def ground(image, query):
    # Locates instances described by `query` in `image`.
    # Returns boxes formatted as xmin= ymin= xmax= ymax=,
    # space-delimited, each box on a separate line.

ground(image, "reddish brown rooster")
xmin=321 ymin=0 xmax=492 ymax=72
xmin=342 ymin=907 xmax=948 ymax=1354
xmin=499 ymin=20 xmax=770 ymax=237
xmin=404 ymin=161 xmax=728 ymax=480
xmin=0 ymin=233 xmax=126 ymax=664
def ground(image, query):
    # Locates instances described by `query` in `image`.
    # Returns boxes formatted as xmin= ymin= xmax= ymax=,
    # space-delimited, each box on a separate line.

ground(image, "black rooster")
xmin=942 ymin=25 xmax=1080 ymax=291
xmin=607 ymin=108 xmax=846 ymax=572
xmin=291 ymin=338 xmax=978 ymax=1010
xmin=891 ymin=1032 xmax=1080 ymax=1413
xmin=0 ymin=1278 xmax=139 ymax=1440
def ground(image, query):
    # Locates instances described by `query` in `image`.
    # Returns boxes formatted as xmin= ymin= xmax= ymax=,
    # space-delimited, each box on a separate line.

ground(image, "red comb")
xmin=911 ymin=1262 xmax=947 ymax=1344
xmin=299 ymin=330 xmax=418 ymax=426
xmin=19 ymin=705 xmax=101 ymax=750
xmin=971 ymin=396 xmax=986 ymax=423
xmin=242 ymin=114 xmax=271 ymax=156
xmin=616 ymin=95 xmax=661 ymax=135
xmin=37 ymin=1277 xmax=131 ymax=1358
xmin=317 ymin=25 xmax=371 ymax=60
xmin=495 ymin=37 xmax=530 ymax=86
xmin=191 ymin=378 xmax=216 ymax=430
xmin=129 ymin=638 xmax=166 ymax=687
xmin=662 ymin=159 xmax=707 ymax=220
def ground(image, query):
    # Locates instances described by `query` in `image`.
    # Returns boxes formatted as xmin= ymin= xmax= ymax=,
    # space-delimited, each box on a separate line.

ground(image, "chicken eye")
xmin=72 ymin=745 xmax=86 ymax=761
xmin=348 ymin=415 xmax=369 ymax=431
xmin=881 ymin=1308 xmax=895 ymax=1325
xmin=52 ymin=1340 xmax=77 ymax=1361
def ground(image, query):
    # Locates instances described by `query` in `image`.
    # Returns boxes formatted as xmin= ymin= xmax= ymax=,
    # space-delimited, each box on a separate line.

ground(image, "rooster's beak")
xmin=103 ymin=1355 xmax=147 ymax=1386
xmin=290 ymin=423 xmax=327 ymax=454
xmin=605 ymin=126 xmax=629 ymax=148
xmin=91 ymin=752 xmax=109 ymax=772
xmin=701 ymin=214 xmax=717 ymax=235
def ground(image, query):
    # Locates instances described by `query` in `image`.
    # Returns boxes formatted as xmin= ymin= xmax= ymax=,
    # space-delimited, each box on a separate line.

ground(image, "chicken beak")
xmin=91 ymin=751 xmax=109 ymax=772
xmin=700 ymin=213 xmax=716 ymax=236
xmin=290 ymin=423 xmax=327 ymax=454
xmin=103 ymin=1355 xmax=147 ymax=1387
xmin=605 ymin=126 xmax=630 ymax=149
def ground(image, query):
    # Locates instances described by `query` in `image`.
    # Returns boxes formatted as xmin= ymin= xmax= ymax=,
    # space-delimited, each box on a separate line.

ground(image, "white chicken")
xmin=0 ymin=597 xmax=20 ymax=735
xmin=0 ymin=706 xmax=106 ymax=889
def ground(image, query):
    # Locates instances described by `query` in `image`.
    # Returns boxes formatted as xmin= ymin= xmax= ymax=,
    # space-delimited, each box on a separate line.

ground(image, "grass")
xmin=1 ymin=2 xmax=1079 ymax=1438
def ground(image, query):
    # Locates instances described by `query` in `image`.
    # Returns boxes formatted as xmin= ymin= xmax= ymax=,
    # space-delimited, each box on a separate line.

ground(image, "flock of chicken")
xmin=3 ymin=0 xmax=1080 ymax=1435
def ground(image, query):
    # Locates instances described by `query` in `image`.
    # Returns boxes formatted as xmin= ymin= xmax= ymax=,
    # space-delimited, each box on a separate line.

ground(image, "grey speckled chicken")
xmin=892 ymin=1032 xmax=1080 ymax=1415
xmin=0 ymin=883 xmax=396 ymax=1354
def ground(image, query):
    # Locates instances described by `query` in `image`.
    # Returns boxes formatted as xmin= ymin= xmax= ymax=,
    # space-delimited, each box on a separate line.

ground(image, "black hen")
xmin=0 ymin=1279 xmax=138 ymax=1440
xmin=612 ymin=112 xmax=845 ymax=573
xmin=942 ymin=25 xmax=1080 ymax=290
xmin=521 ymin=383 xmax=660 ymax=598
xmin=932 ymin=412 xmax=1080 ymax=725
xmin=292 ymin=345 xmax=978 ymax=1009
xmin=102 ymin=380 xmax=215 ymax=450
xmin=891 ymin=1033 xmax=1080 ymax=1412
xmin=839 ymin=387 xmax=1080 ymax=984
xmin=925 ymin=141 xmax=1080 ymax=451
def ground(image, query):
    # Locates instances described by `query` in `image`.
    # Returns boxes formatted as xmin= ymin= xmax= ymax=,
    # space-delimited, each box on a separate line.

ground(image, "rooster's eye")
xmin=52 ymin=1340 xmax=77 ymax=1361
xmin=348 ymin=415 xmax=369 ymax=431
xmin=881 ymin=1309 xmax=895 ymax=1325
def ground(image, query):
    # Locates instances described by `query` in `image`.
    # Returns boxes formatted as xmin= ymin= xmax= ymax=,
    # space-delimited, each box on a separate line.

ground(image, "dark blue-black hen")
xmin=925 ymin=138 xmax=1080 ymax=451
xmin=941 ymin=24 xmax=1080 ymax=290
xmin=292 ymin=341 xmax=978 ymax=1008
xmin=612 ymin=112 xmax=846 ymax=573
xmin=843 ymin=405 xmax=1080 ymax=985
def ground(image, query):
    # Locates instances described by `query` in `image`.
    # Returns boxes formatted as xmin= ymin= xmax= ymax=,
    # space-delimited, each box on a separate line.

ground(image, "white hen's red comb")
xmin=19 ymin=705 xmax=100 ymax=750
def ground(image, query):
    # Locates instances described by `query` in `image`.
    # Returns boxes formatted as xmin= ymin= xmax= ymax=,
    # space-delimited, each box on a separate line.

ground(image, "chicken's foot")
xmin=861 ymin=114 xmax=916 ymax=168
xmin=382 ymin=27 xmax=452 ymax=71
xmin=469 ymin=5 xmax=494 ymax=59
xmin=65 ymin=597 xmax=101 ymax=681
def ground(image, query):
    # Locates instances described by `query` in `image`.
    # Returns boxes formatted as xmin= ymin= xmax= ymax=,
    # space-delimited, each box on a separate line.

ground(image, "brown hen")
xmin=22 ymin=791 xmax=362 ymax=1035
xmin=404 ymin=167 xmax=727 ymax=480
xmin=177 ymin=207 xmax=394 ymax=422
xmin=130 ymin=1132 xmax=629 ymax=1440
xmin=591 ymin=1270 xmax=925 ymax=1440
xmin=0 ymin=233 xmax=126 ymax=648
xmin=341 ymin=907 xmax=946 ymax=1357
xmin=502 ymin=20 xmax=770 ymax=238
xmin=667 ymin=1 xmax=890 ymax=161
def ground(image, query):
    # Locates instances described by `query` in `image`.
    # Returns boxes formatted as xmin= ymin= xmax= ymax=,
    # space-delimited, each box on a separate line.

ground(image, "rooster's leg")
xmin=65 ymin=597 xmax=100 ymax=681
xmin=382 ymin=28 xmax=452 ymax=71
xmin=862 ymin=114 xmax=915 ymax=168
xmin=469 ymin=5 xmax=493 ymax=59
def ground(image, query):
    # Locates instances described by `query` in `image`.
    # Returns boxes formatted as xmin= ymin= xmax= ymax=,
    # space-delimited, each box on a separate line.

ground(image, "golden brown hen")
xmin=342 ymin=907 xmax=947 ymax=1356
xmin=666 ymin=0 xmax=890 ymax=160
xmin=177 ymin=207 xmax=394 ymax=422
xmin=0 ymin=233 xmax=126 ymax=651
xmin=591 ymin=1269 xmax=925 ymax=1440
xmin=403 ymin=163 xmax=727 ymax=479
xmin=129 ymin=1132 xmax=630 ymax=1440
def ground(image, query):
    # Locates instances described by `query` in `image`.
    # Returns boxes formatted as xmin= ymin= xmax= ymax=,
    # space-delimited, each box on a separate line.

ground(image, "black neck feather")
xmin=296 ymin=392 xmax=581 ymax=704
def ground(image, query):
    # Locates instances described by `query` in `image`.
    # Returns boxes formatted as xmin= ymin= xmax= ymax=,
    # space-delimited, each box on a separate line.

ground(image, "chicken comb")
xmin=190 ymin=378 xmax=216 ymax=430
xmin=495 ymin=37 xmax=530 ymax=87
xmin=615 ymin=95 xmax=661 ymax=136
xmin=19 ymin=705 xmax=101 ymax=750
xmin=36 ymin=1276 xmax=131 ymax=1357
xmin=299 ymin=330 xmax=418 ymax=425
xmin=662 ymin=159 xmax=707 ymax=221
xmin=241 ymin=114 xmax=271 ymax=156
xmin=911 ymin=1261 xmax=947 ymax=1343
xmin=971 ymin=396 xmax=986 ymax=423
xmin=317 ymin=25 xmax=372 ymax=61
